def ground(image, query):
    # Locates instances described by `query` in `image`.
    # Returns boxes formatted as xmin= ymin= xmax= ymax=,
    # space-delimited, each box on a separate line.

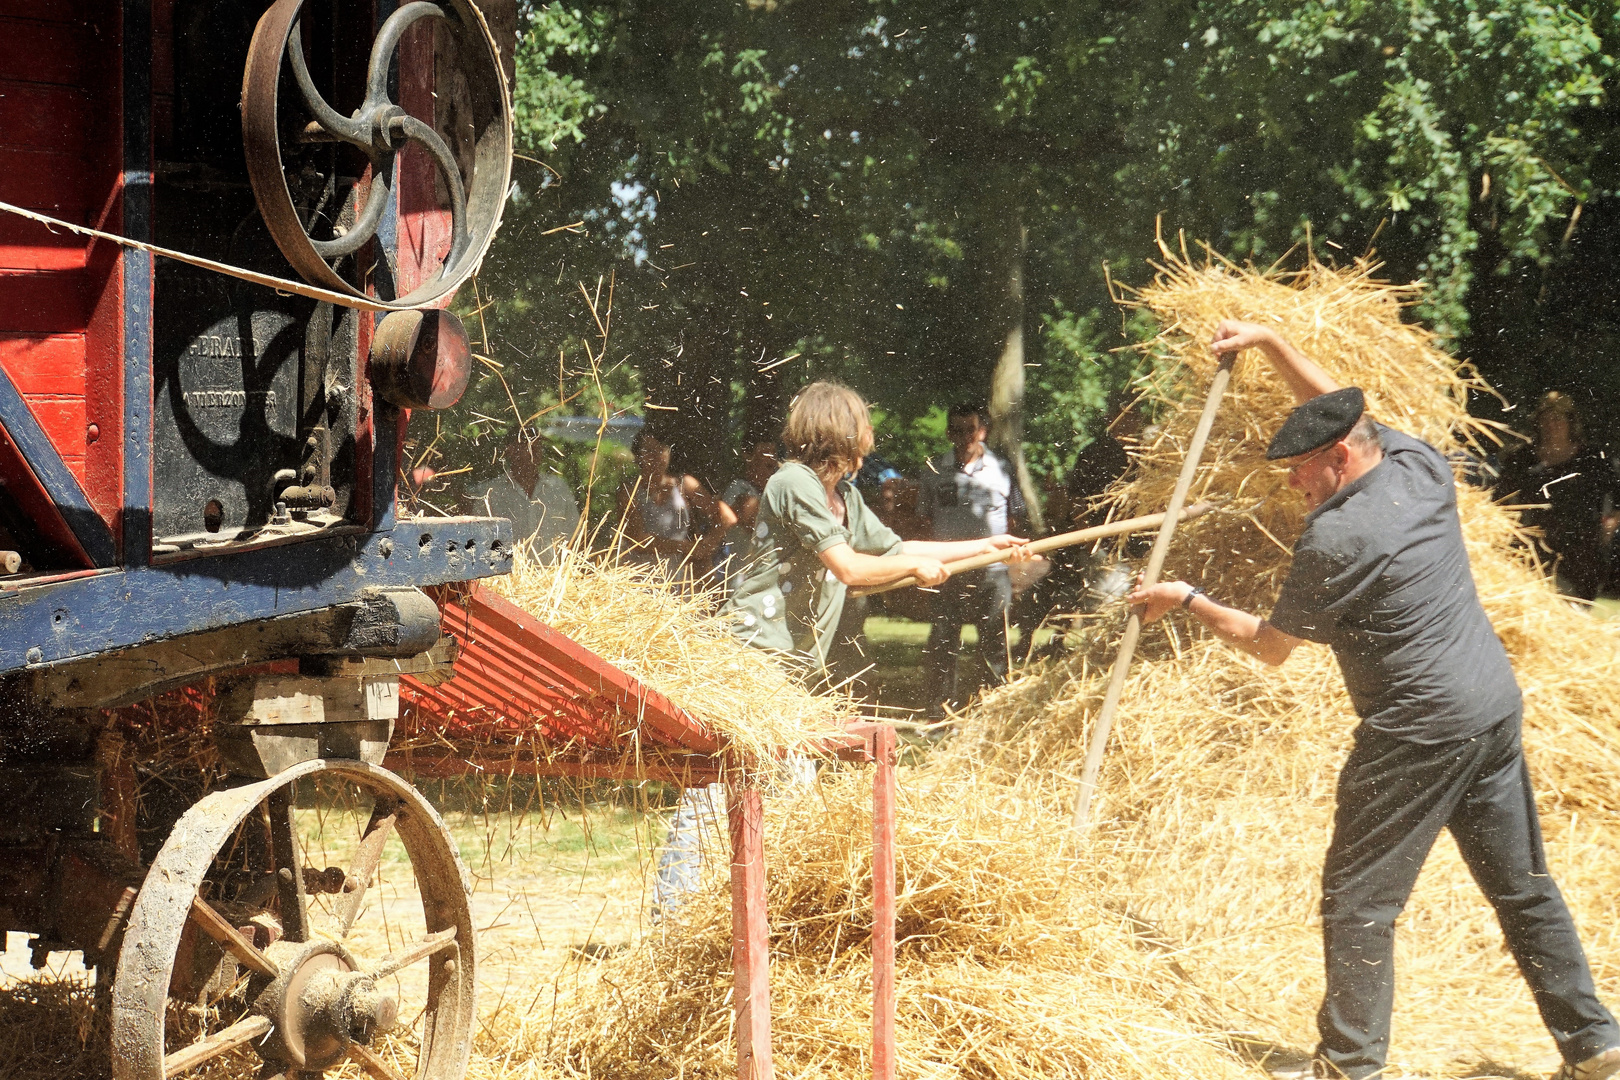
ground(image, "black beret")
xmin=1266 ymin=387 xmax=1366 ymax=460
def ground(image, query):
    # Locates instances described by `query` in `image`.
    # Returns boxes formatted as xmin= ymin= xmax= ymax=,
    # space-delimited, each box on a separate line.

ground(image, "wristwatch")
xmin=1181 ymin=586 xmax=1205 ymax=610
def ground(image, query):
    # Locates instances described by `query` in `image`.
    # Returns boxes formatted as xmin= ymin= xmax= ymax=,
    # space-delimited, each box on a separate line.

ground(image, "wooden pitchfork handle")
xmin=850 ymin=502 xmax=1218 ymax=598
xmin=1071 ymin=353 xmax=1237 ymax=832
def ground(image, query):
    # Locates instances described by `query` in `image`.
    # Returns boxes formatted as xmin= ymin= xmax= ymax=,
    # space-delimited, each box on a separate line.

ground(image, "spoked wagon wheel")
xmin=111 ymin=759 xmax=475 ymax=1080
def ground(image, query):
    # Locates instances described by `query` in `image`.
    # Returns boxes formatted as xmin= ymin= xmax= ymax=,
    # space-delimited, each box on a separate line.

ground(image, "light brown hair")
xmin=782 ymin=381 xmax=874 ymax=481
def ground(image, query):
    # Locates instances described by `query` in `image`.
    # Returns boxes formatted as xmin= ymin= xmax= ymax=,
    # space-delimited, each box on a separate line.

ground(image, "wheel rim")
xmin=111 ymin=759 xmax=475 ymax=1080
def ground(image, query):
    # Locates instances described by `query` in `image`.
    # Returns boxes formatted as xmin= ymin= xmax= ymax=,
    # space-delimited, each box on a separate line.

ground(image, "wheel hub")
xmin=255 ymin=940 xmax=398 ymax=1071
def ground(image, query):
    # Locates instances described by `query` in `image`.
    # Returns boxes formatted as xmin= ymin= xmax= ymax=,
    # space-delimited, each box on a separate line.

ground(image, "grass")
xmin=446 ymin=801 xmax=661 ymax=896
xmin=853 ymin=614 xmax=1064 ymax=715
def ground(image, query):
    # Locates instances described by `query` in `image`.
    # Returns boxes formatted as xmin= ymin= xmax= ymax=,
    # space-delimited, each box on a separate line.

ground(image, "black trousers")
xmin=923 ymin=567 xmax=1012 ymax=712
xmin=1318 ymin=715 xmax=1618 ymax=1078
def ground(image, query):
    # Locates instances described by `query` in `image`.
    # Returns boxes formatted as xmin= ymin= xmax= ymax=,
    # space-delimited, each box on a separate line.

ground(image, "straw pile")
xmin=473 ymin=767 xmax=1247 ymax=1080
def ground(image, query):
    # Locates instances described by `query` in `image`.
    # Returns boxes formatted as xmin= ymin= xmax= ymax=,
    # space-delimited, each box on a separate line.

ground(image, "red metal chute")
xmin=394 ymin=583 xmax=727 ymax=781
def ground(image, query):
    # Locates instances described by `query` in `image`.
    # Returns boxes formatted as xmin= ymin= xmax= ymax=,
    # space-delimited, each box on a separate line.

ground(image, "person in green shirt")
xmin=724 ymin=381 xmax=1029 ymax=673
xmin=657 ymin=382 xmax=1030 ymax=919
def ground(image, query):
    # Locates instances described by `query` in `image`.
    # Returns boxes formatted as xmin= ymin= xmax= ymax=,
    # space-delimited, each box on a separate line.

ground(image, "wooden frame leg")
xmin=871 ymin=726 xmax=897 ymax=1080
xmin=729 ymin=781 xmax=774 ymax=1080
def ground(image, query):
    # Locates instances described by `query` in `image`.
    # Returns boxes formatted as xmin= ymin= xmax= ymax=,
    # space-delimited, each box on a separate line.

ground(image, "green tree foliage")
xmin=457 ymin=0 xmax=1619 ymax=509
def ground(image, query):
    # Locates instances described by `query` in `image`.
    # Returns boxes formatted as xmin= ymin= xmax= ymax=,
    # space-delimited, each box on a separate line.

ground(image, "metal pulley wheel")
xmin=242 ymin=0 xmax=512 ymax=308
xmin=111 ymin=759 xmax=476 ymax=1080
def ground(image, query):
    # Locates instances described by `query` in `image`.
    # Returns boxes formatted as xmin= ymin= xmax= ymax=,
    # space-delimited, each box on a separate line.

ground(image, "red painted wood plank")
xmin=23 ymin=395 xmax=88 ymax=483
xmin=76 ymin=0 xmax=121 ymax=532
xmin=0 ymin=148 xmax=92 ymax=216
xmin=870 ymin=725 xmax=897 ymax=1080
xmin=0 ymin=17 xmax=86 ymax=86
xmin=0 ymin=219 xmax=91 ymax=271
xmin=0 ymin=81 xmax=90 ymax=153
xmin=395 ymin=23 xmax=452 ymax=295
xmin=151 ymin=25 xmax=173 ymax=95
xmin=729 ymin=783 xmax=774 ymax=1080
xmin=383 ymin=748 xmax=723 ymax=787
xmin=0 ymin=270 xmax=89 ymax=333
xmin=0 ymin=1 xmax=86 ymax=26
xmin=0 ymin=334 xmax=85 ymax=396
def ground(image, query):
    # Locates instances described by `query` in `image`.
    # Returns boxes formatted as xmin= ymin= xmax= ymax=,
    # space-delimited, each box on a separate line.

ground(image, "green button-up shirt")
xmin=723 ymin=462 xmax=903 ymax=670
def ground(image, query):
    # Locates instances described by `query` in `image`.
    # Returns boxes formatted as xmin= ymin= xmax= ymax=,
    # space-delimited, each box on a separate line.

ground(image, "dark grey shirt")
xmin=1268 ymin=424 xmax=1521 ymax=744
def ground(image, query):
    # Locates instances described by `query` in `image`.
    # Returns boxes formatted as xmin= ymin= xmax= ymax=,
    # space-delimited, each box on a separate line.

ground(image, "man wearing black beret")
xmin=1130 ymin=320 xmax=1620 ymax=1080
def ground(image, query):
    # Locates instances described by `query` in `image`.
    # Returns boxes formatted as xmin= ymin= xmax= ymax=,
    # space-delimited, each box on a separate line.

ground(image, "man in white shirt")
xmin=464 ymin=433 xmax=581 ymax=561
xmin=916 ymin=403 xmax=1025 ymax=717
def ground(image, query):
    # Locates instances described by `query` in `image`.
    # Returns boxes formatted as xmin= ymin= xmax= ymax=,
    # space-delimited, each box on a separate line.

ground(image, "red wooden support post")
xmin=871 ymin=725 xmax=897 ymax=1080
xmin=729 ymin=780 xmax=774 ymax=1080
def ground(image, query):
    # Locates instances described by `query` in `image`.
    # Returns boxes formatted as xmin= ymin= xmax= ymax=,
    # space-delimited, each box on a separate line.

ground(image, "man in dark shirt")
xmin=1130 ymin=321 xmax=1620 ymax=1080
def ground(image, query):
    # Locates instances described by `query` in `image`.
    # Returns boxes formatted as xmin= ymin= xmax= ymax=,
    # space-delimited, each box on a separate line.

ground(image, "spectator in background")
xmin=828 ymin=452 xmax=910 ymax=682
xmin=718 ymin=440 xmax=780 ymax=596
xmin=463 ymin=432 xmax=581 ymax=561
xmin=617 ymin=427 xmax=736 ymax=589
xmin=1493 ymin=392 xmax=1620 ymax=601
xmin=1016 ymin=403 xmax=1145 ymax=642
xmin=917 ymin=403 xmax=1026 ymax=717
xmin=1065 ymin=403 xmax=1142 ymax=530
xmin=856 ymin=453 xmax=905 ymax=508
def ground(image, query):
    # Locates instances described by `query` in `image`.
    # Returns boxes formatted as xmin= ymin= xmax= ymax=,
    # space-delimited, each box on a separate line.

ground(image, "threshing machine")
xmin=0 ymin=2 xmax=517 ymax=1077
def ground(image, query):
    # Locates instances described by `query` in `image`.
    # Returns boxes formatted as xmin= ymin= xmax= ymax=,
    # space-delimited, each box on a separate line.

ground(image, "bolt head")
xmin=370 ymin=993 xmax=399 ymax=1033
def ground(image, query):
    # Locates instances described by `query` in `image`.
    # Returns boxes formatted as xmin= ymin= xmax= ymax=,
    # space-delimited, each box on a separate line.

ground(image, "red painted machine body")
xmin=0 ymin=0 xmax=127 ymax=563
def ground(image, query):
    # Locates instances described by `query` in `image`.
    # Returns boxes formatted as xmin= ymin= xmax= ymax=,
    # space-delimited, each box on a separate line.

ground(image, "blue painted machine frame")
xmin=0 ymin=517 xmax=512 ymax=673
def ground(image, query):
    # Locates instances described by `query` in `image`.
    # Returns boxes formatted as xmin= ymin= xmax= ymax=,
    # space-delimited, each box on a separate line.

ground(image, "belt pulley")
xmin=242 ymin=0 xmax=512 ymax=310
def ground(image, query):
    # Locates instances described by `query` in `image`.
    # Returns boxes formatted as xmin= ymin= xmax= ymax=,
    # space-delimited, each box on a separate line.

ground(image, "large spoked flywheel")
xmin=111 ymin=760 xmax=476 ymax=1080
xmin=242 ymin=0 xmax=512 ymax=308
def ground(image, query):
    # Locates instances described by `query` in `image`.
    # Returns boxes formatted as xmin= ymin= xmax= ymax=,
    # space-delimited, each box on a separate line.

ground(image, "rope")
xmin=0 ymin=199 xmax=394 ymax=312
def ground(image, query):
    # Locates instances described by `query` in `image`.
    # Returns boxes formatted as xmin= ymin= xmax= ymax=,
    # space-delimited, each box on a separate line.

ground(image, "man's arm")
xmin=1211 ymin=320 xmax=1340 ymax=405
xmin=1128 ymin=580 xmax=1302 ymax=667
xmin=681 ymin=476 xmax=738 ymax=566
